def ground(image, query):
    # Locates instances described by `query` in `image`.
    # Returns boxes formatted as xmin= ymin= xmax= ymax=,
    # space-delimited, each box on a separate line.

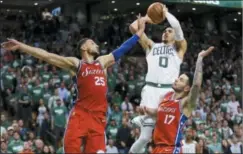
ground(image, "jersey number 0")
xmin=159 ymin=56 xmax=168 ymax=68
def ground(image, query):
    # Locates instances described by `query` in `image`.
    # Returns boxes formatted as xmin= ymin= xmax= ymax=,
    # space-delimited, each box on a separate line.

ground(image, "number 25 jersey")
xmin=74 ymin=60 xmax=107 ymax=113
xmin=153 ymin=91 xmax=188 ymax=147
xmin=145 ymin=43 xmax=182 ymax=84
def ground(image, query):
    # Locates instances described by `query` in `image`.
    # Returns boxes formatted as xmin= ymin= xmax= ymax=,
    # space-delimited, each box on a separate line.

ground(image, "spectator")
xmin=42 ymin=8 xmax=53 ymax=21
xmin=8 ymin=131 xmax=24 ymax=153
xmin=181 ymin=128 xmax=197 ymax=153
xmin=106 ymin=118 xmax=118 ymax=140
xmin=219 ymin=120 xmax=233 ymax=140
xmin=1 ymin=140 xmax=11 ymax=153
xmin=19 ymin=141 xmax=34 ymax=154
xmin=51 ymin=98 xmax=68 ymax=142
xmin=121 ymin=97 xmax=133 ymax=114
xmin=116 ymin=118 xmax=131 ymax=154
xmin=43 ymin=145 xmax=50 ymax=154
xmin=1 ymin=114 xmax=11 ymax=129
xmin=48 ymin=88 xmax=63 ymax=111
xmin=207 ymin=135 xmax=223 ymax=154
xmin=37 ymin=99 xmax=47 ymax=127
xmin=227 ymin=94 xmax=240 ymax=116
xmin=229 ymin=135 xmax=242 ymax=154
xmin=34 ymin=139 xmax=44 ymax=154
xmin=58 ymin=82 xmax=69 ymax=105
xmin=106 ymin=139 xmax=119 ymax=153
xmin=111 ymin=104 xmax=123 ymax=126
xmin=17 ymin=86 xmax=32 ymax=123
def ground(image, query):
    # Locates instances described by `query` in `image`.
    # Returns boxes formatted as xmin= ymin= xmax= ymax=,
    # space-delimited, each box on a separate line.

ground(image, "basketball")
xmin=147 ymin=2 xmax=165 ymax=24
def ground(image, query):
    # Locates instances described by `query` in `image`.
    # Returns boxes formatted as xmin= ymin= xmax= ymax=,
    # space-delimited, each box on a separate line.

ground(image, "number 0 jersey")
xmin=74 ymin=60 xmax=107 ymax=113
xmin=145 ymin=43 xmax=182 ymax=84
xmin=153 ymin=92 xmax=188 ymax=147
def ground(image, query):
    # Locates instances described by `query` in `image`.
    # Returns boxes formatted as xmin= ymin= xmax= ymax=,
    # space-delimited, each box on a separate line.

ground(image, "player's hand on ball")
xmin=1 ymin=39 xmax=21 ymax=51
xmin=137 ymin=13 xmax=146 ymax=32
xmin=198 ymin=46 xmax=215 ymax=58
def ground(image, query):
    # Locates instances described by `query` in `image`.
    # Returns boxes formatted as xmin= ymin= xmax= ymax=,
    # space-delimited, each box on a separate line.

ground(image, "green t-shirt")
xmin=106 ymin=125 xmax=118 ymax=140
xmin=220 ymin=102 xmax=228 ymax=113
xmin=1 ymin=120 xmax=11 ymax=129
xmin=108 ymin=74 xmax=116 ymax=92
xmin=52 ymin=106 xmax=68 ymax=127
xmin=12 ymin=60 xmax=21 ymax=68
xmin=2 ymin=72 xmax=15 ymax=90
xmin=43 ymin=90 xmax=53 ymax=106
xmin=40 ymin=72 xmax=53 ymax=82
xmin=112 ymin=95 xmax=122 ymax=105
xmin=60 ymin=71 xmax=72 ymax=85
xmin=8 ymin=139 xmax=24 ymax=153
xmin=31 ymin=86 xmax=44 ymax=103
xmin=127 ymin=80 xmax=136 ymax=94
xmin=111 ymin=112 xmax=122 ymax=126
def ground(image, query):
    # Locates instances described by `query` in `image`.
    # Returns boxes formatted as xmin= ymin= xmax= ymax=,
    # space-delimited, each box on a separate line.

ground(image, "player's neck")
xmin=173 ymin=92 xmax=186 ymax=100
xmin=82 ymin=53 xmax=95 ymax=63
xmin=163 ymin=40 xmax=175 ymax=46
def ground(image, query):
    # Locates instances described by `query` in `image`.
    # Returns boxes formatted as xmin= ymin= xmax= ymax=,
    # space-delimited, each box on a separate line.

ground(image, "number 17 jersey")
xmin=153 ymin=92 xmax=188 ymax=147
xmin=145 ymin=43 xmax=182 ymax=84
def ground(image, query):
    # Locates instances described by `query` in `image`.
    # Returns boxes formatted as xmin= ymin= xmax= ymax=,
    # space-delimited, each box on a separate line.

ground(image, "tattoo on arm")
xmin=188 ymin=56 xmax=203 ymax=109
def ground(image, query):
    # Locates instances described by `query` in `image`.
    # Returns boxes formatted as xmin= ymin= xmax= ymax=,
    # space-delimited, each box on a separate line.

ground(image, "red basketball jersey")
xmin=153 ymin=91 xmax=188 ymax=148
xmin=74 ymin=60 xmax=107 ymax=113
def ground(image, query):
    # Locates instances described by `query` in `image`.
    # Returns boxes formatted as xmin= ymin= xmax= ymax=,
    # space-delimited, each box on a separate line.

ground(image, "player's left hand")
xmin=198 ymin=46 xmax=215 ymax=58
xmin=137 ymin=13 xmax=146 ymax=32
xmin=1 ymin=39 xmax=21 ymax=51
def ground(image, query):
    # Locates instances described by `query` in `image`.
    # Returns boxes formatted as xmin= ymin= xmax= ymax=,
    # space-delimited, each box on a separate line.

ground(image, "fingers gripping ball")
xmin=147 ymin=2 xmax=166 ymax=24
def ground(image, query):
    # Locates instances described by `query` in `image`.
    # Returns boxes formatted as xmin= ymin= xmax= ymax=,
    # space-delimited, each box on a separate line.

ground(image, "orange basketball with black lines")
xmin=147 ymin=2 xmax=166 ymax=24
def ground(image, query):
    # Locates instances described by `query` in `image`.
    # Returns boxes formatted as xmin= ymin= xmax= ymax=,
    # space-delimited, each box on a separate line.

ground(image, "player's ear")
xmin=81 ymin=43 xmax=88 ymax=51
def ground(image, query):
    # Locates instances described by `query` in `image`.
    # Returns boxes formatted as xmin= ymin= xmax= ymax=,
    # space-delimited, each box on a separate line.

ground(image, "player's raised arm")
xmin=129 ymin=15 xmax=154 ymax=54
xmin=98 ymin=14 xmax=146 ymax=69
xmin=163 ymin=6 xmax=187 ymax=59
xmin=1 ymin=39 xmax=79 ymax=75
xmin=185 ymin=47 xmax=215 ymax=114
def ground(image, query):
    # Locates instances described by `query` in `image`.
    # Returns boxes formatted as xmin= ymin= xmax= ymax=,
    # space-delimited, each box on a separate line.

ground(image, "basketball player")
xmin=143 ymin=46 xmax=215 ymax=153
xmin=129 ymin=5 xmax=187 ymax=153
xmin=1 ymin=15 xmax=146 ymax=153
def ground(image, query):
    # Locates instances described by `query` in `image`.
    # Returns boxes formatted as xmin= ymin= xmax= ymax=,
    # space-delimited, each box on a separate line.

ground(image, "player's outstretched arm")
xmin=163 ymin=6 xmax=187 ymax=59
xmin=129 ymin=15 xmax=154 ymax=53
xmin=185 ymin=47 xmax=215 ymax=115
xmin=98 ymin=14 xmax=146 ymax=69
xmin=1 ymin=39 xmax=79 ymax=75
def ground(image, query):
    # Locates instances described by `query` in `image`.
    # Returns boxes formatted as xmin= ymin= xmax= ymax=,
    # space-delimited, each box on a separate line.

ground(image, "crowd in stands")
xmin=0 ymin=7 xmax=242 ymax=154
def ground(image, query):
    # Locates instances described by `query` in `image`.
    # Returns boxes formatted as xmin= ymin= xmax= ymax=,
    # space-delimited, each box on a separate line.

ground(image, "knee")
xmin=139 ymin=135 xmax=151 ymax=143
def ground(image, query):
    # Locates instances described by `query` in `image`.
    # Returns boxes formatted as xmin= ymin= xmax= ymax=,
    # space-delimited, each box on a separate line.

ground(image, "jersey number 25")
xmin=95 ymin=77 xmax=105 ymax=86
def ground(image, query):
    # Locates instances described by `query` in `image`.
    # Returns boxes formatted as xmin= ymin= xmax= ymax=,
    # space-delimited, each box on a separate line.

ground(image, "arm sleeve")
xmin=165 ymin=12 xmax=184 ymax=41
xmin=112 ymin=34 xmax=139 ymax=61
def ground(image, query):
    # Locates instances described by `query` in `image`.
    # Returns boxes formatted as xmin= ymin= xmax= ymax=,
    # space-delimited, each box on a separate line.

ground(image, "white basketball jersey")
xmin=145 ymin=43 xmax=182 ymax=84
xmin=181 ymin=140 xmax=197 ymax=154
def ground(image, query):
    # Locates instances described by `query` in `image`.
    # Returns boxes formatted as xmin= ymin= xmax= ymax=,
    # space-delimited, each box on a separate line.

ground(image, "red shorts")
xmin=63 ymin=106 xmax=106 ymax=153
xmin=152 ymin=145 xmax=181 ymax=154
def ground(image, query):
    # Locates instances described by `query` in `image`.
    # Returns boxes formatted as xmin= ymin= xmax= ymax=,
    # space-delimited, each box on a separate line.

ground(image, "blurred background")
xmin=0 ymin=0 xmax=242 ymax=154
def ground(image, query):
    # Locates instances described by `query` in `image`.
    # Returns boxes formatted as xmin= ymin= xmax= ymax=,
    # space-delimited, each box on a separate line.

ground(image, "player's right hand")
xmin=1 ymin=39 xmax=21 ymax=51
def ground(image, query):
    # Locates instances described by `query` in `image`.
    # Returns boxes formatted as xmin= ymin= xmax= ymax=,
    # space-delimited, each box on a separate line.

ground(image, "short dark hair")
xmin=183 ymin=72 xmax=194 ymax=87
xmin=77 ymin=38 xmax=89 ymax=52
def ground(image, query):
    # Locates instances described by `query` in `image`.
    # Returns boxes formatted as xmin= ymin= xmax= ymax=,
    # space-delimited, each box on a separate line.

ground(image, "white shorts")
xmin=140 ymin=85 xmax=173 ymax=109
